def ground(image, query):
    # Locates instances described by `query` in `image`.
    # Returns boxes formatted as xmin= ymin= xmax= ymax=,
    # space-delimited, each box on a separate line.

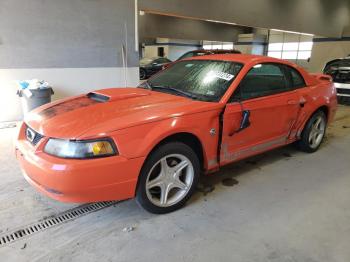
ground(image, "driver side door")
xmin=220 ymin=63 xmax=302 ymax=165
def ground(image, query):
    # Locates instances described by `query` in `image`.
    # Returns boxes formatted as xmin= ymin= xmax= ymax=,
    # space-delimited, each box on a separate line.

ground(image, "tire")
xmin=136 ymin=142 xmax=200 ymax=214
xmin=139 ymin=68 xmax=147 ymax=80
xmin=297 ymin=110 xmax=327 ymax=153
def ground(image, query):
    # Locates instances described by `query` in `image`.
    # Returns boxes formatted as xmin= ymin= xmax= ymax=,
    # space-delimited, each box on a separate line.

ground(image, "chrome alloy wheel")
xmin=145 ymin=154 xmax=194 ymax=207
xmin=308 ymin=115 xmax=326 ymax=149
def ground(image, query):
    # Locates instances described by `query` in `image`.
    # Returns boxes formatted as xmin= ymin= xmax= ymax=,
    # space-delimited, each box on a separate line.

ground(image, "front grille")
xmin=25 ymin=126 xmax=44 ymax=145
xmin=331 ymin=71 xmax=350 ymax=83
xmin=337 ymin=88 xmax=350 ymax=95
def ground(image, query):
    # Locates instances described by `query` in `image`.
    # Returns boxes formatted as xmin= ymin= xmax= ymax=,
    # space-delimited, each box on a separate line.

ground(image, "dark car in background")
xmin=140 ymin=57 xmax=172 ymax=80
xmin=162 ymin=49 xmax=242 ymax=70
xmin=176 ymin=49 xmax=241 ymax=61
xmin=323 ymin=56 xmax=350 ymax=103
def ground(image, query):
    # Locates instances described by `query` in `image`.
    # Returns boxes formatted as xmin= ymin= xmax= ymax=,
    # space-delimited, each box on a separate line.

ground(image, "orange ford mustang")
xmin=16 ymin=54 xmax=337 ymax=213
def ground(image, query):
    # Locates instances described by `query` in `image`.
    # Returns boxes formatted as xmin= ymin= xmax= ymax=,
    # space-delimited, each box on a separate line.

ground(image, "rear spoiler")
xmin=311 ymin=73 xmax=332 ymax=82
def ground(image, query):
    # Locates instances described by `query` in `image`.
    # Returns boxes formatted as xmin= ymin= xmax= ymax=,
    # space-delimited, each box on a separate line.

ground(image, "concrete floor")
xmin=0 ymin=105 xmax=349 ymax=262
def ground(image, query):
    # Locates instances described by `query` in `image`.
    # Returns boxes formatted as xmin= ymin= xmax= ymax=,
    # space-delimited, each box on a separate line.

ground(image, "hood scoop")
xmin=88 ymin=88 xmax=151 ymax=102
xmin=87 ymin=92 xmax=110 ymax=102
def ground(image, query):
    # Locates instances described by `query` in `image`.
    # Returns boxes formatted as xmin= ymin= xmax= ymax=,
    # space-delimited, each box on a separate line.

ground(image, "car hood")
xmin=25 ymin=88 xmax=219 ymax=139
xmin=139 ymin=61 xmax=150 ymax=67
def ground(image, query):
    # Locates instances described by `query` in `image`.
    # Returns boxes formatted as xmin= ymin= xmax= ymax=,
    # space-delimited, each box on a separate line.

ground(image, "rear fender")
xmin=310 ymin=73 xmax=332 ymax=83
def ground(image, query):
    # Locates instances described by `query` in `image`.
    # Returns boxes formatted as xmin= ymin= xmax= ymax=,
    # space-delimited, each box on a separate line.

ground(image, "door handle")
xmin=287 ymin=100 xmax=298 ymax=105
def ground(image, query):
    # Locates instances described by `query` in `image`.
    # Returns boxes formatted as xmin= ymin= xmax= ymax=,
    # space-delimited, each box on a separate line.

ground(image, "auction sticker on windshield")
xmin=213 ymin=71 xmax=235 ymax=81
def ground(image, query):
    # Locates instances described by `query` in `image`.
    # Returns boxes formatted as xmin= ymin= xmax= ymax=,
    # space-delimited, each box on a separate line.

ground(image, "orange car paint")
xmin=15 ymin=54 xmax=337 ymax=203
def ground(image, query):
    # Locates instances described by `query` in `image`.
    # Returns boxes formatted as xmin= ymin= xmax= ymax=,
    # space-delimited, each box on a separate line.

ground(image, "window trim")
xmin=229 ymin=62 xmax=293 ymax=103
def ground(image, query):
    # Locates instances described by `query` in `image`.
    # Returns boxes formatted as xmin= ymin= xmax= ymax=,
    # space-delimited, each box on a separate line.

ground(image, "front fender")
xmin=111 ymin=110 xmax=221 ymax=170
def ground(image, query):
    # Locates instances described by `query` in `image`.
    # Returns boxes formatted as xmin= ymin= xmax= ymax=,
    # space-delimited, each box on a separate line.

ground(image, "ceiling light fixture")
xmin=271 ymin=28 xmax=314 ymax=36
xmin=205 ymin=19 xmax=237 ymax=26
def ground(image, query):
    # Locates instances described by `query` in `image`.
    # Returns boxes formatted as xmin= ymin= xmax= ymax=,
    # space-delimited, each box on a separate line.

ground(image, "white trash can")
xmin=17 ymin=87 xmax=54 ymax=114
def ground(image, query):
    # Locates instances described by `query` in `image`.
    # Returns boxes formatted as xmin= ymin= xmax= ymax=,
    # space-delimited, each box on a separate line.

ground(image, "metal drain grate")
xmin=0 ymin=201 xmax=118 ymax=247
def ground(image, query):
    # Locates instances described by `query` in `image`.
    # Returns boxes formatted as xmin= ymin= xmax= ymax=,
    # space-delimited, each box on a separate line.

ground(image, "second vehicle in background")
xmin=323 ymin=56 xmax=350 ymax=103
xmin=176 ymin=49 xmax=241 ymax=61
xmin=140 ymin=57 xmax=172 ymax=80
xmin=162 ymin=49 xmax=242 ymax=70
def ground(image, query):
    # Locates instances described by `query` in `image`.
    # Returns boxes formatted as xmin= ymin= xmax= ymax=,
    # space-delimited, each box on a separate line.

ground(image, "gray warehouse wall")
xmin=0 ymin=0 xmax=138 ymax=68
xmin=139 ymin=13 xmax=248 ymax=43
xmin=0 ymin=0 xmax=139 ymax=122
xmin=139 ymin=0 xmax=349 ymax=38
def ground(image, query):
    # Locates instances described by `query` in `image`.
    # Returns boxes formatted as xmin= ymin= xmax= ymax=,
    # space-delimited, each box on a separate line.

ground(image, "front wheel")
xmin=139 ymin=68 xmax=147 ymax=80
xmin=136 ymin=142 xmax=200 ymax=214
xmin=297 ymin=110 xmax=327 ymax=153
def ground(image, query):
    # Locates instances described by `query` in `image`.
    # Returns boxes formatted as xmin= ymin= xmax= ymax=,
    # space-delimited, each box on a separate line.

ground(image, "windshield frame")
xmin=140 ymin=59 xmax=244 ymax=103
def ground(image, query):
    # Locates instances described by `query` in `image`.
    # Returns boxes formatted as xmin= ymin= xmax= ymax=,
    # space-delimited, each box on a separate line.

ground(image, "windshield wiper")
xmin=149 ymin=84 xmax=199 ymax=100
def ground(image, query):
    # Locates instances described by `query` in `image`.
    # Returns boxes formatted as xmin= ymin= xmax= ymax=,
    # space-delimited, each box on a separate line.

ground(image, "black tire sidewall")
xmin=136 ymin=142 xmax=200 ymax=214
xmin=139 ymin=68 xmax=146 ymax=80
xmin=298 ymin=110 xmax=327 ymax=153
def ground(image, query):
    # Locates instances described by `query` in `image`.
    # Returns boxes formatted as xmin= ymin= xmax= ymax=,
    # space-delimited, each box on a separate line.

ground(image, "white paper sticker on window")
xmin=203 ymin=70 xmax=234 ymax=84
xmin=213 ymin=71 xmax=234 ymax=81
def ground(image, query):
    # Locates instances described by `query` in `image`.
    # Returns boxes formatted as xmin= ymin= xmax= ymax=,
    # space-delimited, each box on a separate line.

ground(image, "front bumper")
xmin=15 ymin=125 xmax=145 ymax=203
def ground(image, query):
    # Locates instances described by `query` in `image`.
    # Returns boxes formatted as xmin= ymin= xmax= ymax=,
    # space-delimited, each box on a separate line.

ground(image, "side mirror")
xmin=239 ymin=110 xmax=250 ymax=131
xmin=152 ymin=62 xmax=158 ymax=66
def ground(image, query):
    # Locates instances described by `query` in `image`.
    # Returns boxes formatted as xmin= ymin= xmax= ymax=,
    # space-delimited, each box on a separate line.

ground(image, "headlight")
xmin=44 ymin=138 xmax=117 ymax=159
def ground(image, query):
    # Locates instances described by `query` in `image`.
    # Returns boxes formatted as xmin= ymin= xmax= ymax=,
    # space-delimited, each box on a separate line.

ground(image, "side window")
xmin=233 ymin=63 xmax=288 ymax=101
xmin=289 ymin=67 xmax=306 ymax=89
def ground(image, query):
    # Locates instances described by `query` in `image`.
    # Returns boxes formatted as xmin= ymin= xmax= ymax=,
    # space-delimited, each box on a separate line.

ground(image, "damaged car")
xmin=16 ymin=54 xmax=337 ymax=214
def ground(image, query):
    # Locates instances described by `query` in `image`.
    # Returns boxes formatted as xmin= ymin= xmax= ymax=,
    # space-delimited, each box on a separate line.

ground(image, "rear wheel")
xmin=136 ymin=142 xmax=200 ymax=214
xmin=297 ymin=110 xmax=327 ymax=153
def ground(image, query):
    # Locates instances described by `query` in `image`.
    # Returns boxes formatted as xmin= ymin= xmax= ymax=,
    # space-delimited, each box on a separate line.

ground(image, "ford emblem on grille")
xmin=26 ymin=128 xmax=36 ymax=143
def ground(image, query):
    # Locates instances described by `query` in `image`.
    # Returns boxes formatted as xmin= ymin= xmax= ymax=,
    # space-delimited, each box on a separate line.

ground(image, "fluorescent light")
xmin=271 ymin=28 xmax=314 ymax=36
xmin=205 ymin=19 xmax=237 ymax=26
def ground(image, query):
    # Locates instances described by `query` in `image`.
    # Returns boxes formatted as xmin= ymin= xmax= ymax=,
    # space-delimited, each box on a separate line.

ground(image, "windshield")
xmin=139 ymin=60 xmax=243 ymax=102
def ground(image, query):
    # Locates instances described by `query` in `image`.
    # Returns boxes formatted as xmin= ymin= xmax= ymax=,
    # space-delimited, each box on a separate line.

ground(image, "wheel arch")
xmin=147 ymin=132 xmax=205 ymax=171
xmin=298 ymin=104 xmax=329 ymax=137
xmin=316 ymin=105 xmax=329 ymax=121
